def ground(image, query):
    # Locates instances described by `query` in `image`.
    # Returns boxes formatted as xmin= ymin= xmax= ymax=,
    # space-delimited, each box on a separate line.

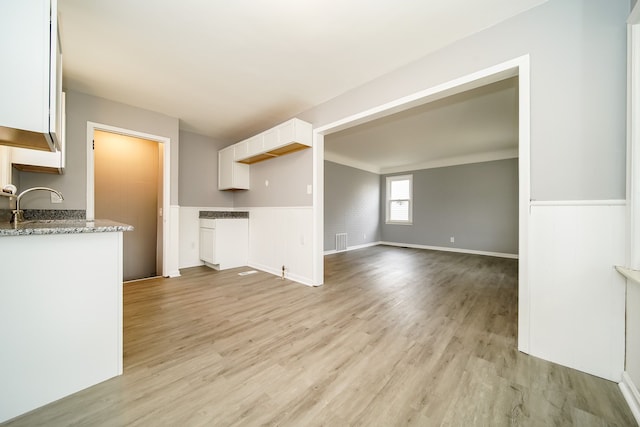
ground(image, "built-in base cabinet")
xmin=0 ymin=232 xmax=124 ymax=423
xmin=199 ymin=218 xmax=248 ymax=270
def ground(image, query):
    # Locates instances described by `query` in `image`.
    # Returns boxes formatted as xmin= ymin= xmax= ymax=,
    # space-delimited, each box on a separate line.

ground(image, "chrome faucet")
xmin=11 ymin=187 xmax=64 ymax=223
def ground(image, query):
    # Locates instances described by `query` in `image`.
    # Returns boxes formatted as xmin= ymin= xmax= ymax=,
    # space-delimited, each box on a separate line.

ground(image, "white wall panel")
xmin=529 ymin=201 xmax=625 ymax=381
xmin=248 ymin=207 xmax=314 ymax=286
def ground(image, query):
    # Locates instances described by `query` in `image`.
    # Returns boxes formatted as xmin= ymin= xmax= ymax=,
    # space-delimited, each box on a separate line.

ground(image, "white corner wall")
xmin=248 ymin=207 xmax=314 ymax=286
xmin=529 ymin=201 xmax=626 ymax=381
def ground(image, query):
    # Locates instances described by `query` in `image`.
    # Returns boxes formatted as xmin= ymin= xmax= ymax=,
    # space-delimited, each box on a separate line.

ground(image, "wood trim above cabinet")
xmin=0 ymin=127 xmax=55 ymax=152
xmin=237 ymin=142 xmax=309 ymax=164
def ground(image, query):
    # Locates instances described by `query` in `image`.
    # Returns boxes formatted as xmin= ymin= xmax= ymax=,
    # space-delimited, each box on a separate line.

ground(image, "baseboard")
xmin=324 ymin=241 xmax=381 ymax=256
xmin=379 ymin=241 xmax=519 ymax=259
xmin=620 ymin=372 xmax=640 ymax=425
xmin=247 ymin=263 xmax=316 ymax=287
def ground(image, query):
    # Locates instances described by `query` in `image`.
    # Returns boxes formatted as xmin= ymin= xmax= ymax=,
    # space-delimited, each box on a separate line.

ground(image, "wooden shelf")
xmin=238 ymin=142 xmax=310 ymax=164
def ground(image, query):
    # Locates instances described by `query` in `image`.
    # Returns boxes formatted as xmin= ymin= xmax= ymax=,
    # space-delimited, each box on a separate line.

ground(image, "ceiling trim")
xmin=323 ymin=151 xmax=380 ymax=174
xmin=325 ymin=147 xmax=519 ymax=175
xmin=380 ymin=147 xmax=519 ymax=174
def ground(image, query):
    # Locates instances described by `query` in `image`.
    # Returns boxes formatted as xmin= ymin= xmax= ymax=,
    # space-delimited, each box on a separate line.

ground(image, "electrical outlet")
xmin=50 ymin=192 xmax=63 ymax=204
xmin=450 ymin=236 xmax=455 ymax=243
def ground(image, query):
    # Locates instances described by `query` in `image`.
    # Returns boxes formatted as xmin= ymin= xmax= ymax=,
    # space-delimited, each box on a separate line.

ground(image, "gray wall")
xmin=179 ymin=130 xmax=233 ymax=207
xmin=233 ymin=148 xmax=313 ymax=207
xmin=381 ymin=159 xmax=519 ymax=254
xmin=300 ymin=0 xmax=628 ymax=201
xmin=18 ymin=90 xmax=180 ymax=209
xmin=324 ymin=161 xmax=380 ymax=251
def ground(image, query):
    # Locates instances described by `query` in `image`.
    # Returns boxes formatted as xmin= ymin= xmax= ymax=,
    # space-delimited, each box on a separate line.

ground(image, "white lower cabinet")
xmin=199 ymin=218 xmax=248 ymax=270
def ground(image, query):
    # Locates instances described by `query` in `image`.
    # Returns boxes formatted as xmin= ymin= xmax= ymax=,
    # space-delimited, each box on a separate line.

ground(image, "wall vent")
xmin=335 ymin=233 xmax=348 ymax=252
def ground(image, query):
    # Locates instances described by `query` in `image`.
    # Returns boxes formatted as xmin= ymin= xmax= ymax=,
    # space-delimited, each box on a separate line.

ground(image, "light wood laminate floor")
xmin=3 ymin=246 xmax=636 ymax=426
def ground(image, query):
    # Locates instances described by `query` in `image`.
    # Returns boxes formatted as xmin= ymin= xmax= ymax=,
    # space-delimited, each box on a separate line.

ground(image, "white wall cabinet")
xmin=0 ymin=0 xmax=63 ymax=152
xmin=199 ymin=218 xmax=248 ymax=270
xmin=0 ymin=146 xmax=11 ymax=188
xmin=218 ymin=145 xmax=249 ymax=190
xmin=232 ymin=118 xmax=312 ymax=164
xmin=219 ymin=118 xmax=311 ymax=190
xmin=12 ymin=93 xmax=66 ymax=174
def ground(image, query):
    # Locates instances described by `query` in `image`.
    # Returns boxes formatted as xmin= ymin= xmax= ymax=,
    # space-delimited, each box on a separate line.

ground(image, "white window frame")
xmin=386 ymin=174 xmax=413 ymax=225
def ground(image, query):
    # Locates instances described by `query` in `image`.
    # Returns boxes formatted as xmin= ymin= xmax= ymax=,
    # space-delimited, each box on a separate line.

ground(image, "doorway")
xmin=94 ymin=130 xmax=161 ymax=281
xmin=312 ymin=55 xmax=531 ymax=352
xmin=86 ymin=122 xmax=173 ymax=279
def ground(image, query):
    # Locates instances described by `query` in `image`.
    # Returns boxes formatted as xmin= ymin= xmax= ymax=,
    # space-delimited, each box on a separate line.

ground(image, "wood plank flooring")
xmin=3 ymin=245 xmax=636 ymax=426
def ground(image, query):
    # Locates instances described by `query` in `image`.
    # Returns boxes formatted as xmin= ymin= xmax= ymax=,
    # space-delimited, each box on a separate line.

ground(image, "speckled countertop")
xmin=199 ymin=211 xmax=249 ymax=219
xmin=0 ymin=219 xmax=134 ymax=237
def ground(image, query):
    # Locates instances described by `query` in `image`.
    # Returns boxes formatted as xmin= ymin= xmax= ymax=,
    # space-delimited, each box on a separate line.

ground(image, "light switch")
xmin=306 ymin=184 xmax=312 ymax=195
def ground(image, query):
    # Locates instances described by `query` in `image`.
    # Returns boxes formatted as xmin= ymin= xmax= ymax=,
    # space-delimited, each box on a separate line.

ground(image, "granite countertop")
xmin=199 ymin=211 xmax=249 ymax=219
xmin=0 ymin=219 xmax=134 ymax=237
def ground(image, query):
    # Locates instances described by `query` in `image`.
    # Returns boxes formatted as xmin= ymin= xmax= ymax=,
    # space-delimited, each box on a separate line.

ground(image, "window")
xmin=386 ymin=174 xmax=412 ymax=224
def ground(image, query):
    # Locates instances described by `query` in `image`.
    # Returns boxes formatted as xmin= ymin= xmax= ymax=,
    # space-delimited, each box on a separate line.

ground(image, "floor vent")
xmin=335 ymin=233 xmax=348 ymax=252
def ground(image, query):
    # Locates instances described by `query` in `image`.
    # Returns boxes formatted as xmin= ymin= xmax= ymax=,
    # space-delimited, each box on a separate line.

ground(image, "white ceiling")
xmin=58 ymin=0 xmax=545 ymax=144
xmin=325 ymin=76 xmax=519 ymax=174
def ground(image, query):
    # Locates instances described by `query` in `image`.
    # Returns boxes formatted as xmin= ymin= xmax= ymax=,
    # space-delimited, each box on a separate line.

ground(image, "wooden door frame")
xmin=86 ymin=122 xmax=172 ymax=278
xmin=311 ymin=55 xmax=532 ymax=353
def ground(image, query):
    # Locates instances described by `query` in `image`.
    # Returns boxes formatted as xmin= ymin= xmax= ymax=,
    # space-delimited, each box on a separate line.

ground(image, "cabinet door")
xmin=247 ymin=135 xmax=263 ymax=156
xmin=0 ymin=0 xmax=60 ymax=152
xmin=218 ymin=146 xmax=249 ymax=190
xmin=218 ymin=146 xmax=234 ymax=190
xmin=199 ymin=227 xmax=215 ymax=264
xmin=262 ymin=129 xmax=278 ymax=151
xmin=49 ymin=12 xmax=63 ymax=151
xmin=234 ymin=162 xmax=250 ymax=189
xmin=233 ymin=141 xmax=249 ymax=161
xmin=0 ymin=146 xmax=11 ymax=187
xmin=278 ymin=118 xmax=312 ymax=147
xmin=278 ymin=120 xmax=296 ymax=146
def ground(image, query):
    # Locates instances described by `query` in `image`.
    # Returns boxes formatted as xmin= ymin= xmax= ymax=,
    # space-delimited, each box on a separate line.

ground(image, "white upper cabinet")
xmin=12 ymin=92 xmax=66 ymax=174
xmin=234 ymin=118 xmax=312 ymax=164
xmin=218 ymin=145 xmax=249 ymax=190
xmin=0 ymin=146 xmax=11 ymax=188
xmin=219 ymin=118 xmax=311 ymax=190
xmin=0 ymin=0 xmax=63 ymax=152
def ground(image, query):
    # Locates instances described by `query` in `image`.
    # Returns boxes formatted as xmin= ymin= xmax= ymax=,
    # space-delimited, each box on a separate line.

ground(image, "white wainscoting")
xmin=167 ymin=205 xmax=181 ymax=277
xmin=620 ymin=371 xmax=640 ymax=425
xmin=617 ymin=268 xmax=640 ymax=424
xmin=248 ymin=207 xmax=315 ymax=286
xmin=529 ymin=200 xmax=626 ymax=382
